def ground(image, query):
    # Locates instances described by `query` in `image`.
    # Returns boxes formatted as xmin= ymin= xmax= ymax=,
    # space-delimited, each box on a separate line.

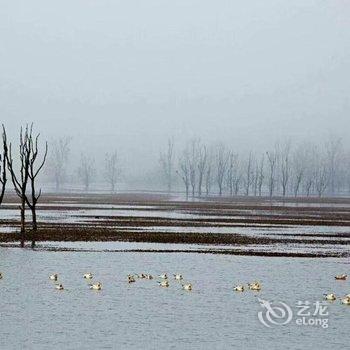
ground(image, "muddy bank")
xmin=0 ymin=192 xmax=349 ymax=257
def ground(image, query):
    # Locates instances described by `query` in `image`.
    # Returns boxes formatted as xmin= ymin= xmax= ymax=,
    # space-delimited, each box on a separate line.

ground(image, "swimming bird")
xmin=248 ymin=281 xmax=262 ymax=291
xmin=233 ymin=285 xmax=245 ymax=292
xmin=128 ymin=275 xmax=136 ymax=283
xmin=145 ymin=274 xmax=153 ymax=280
xmin=335 ymin=274 xmax=347 ymax=281
xmin=55 ymin=284 xmax=64 ymax=290
xmin=90 ymin=282 xmax=102 ymax=290
xmin=158 ymin=274 xmax=168 ymax=279
xmin=0 ymin=272 xmax=3 ymax=279
xmin=182 ymin=283 xmax=192 ymax=291
xmin=83 ymin=273 xmax=93 ymax=280
xmin=49 ymin=274 xmax=58 ymax=281
xmin=158 ymin=280 xmax=169 ymax=287
xmin=174 ymin=274 xmax=183 ymax=281
xmin=324 ymin=293 xmax=337 ymax=301
xmin=341 ymin=296 xmax=350 ymax=305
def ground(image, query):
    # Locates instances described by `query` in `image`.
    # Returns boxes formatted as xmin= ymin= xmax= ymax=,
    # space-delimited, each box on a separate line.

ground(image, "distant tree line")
xmin=160 ymin=136 xmax=349 ymax=199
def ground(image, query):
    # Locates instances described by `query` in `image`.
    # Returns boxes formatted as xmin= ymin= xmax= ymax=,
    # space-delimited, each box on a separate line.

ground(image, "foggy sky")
xmin=1 ymin=0 xmax=349 ymax=172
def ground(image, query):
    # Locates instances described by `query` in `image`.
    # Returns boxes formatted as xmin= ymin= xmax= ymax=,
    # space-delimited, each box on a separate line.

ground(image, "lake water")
xmin=0 ymin=248 xmax=349 ymax=349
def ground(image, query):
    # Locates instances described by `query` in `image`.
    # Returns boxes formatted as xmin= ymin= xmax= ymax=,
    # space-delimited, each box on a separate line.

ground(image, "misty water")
xmin=0 ymin=248 xmax=349 ymax=350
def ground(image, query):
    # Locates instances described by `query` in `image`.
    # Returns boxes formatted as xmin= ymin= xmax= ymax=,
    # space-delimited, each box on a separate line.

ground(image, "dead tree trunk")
xmin=5 ymin=125 xmax=31 ymax=247
xmin=178 ymin=149 xmax=190 ymax=199
xmin=78 ymin=154 xmax=95 ymax=191
xmin=0 ymin=126 xmax=8 ymax=205
xmin=105 ymin=151 xmax=121 ymax=193
xmin=197 ymin=144 xmax=207 ymax=197
xmin=257 ymin=154 xmax=264 ymax=196
xmin=215 ymin=145 xmax=228 ymax=196
xmin=26 ymin=132 xmax=48 ymax=248
xmin=266 ymin=150 xmax=277 ymax=198
xmin=244 ymin=152 xmax=253 ymax=196
xmin=159 ymin=138 xmax=174 ymax=193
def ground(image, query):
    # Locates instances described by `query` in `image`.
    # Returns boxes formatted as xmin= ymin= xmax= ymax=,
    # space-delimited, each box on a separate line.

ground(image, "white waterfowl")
xmin=174 ymin=274 xmax=183 ymax=281
xmin=83 ymin=273 xmax=93 ymax=280
xmin=248 ymin=282 xmax=261 ymax=291
xmin=158 ymin=274 xmax=168 ymax=279
xmin=324 ymin=293 xmax=337 ymax=301
xmin=233 ymin=285 xmax=245 ymax=292
xmin=0 ymin=272 xmax=3 ymax=279
xmin=158 ymin=280 xmax=169 ymax=287
xmin=90 ymin=282 xmax=102 ymax=290
xmin=128 ymin=275 xmax=136 ymax=283
xmin=182 ymin=283 xmax=192 ymax=291
xmin=55 ymin=284 xmax=64 ymax=290
xmin=335 ymin=274 xmax=347 ymax=281
xmin=49 ymin=274 xmax=58 ymax=281
xmin=341 ymin=296 xmax=350 ymax=305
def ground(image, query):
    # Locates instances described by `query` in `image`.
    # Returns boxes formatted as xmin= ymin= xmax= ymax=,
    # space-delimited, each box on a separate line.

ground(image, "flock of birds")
xmin=44 ymin=272 xmax=193 ymax=291
xmin=0 ymin=271 xmax=349 ymax=304
xmin=324 ymin=274 xmax=350 ymax=305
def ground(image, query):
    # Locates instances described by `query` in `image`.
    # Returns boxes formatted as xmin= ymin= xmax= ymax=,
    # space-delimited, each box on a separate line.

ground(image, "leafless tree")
xmin=314 ymin=165 xmax=329 ymax=197
xmin=243 ymin=152 xmax=254 ymax=196
xmin=204 ymin=153 xmax=213 ymax=196
xmin=48 ymin=136 xmax=71 ymax=191
xmin=159 ymin=138 xmax=174 ymax=193
xmin=5 ymin=125 xmax=33 ymax=247
xmin=177 ymin=149 xmax=190 ymax=199
xmin=78 ymin=154 xmax=96 ymax=191
xmin=226 ymin=152 xmax=238 ymax=196
xmin=325 ymin=135 xmax=342 ymax=195
xmin=280 ymin=141 xmax=291 ymax=197
xmin=291 ymin=145 xmax=306 ymax=197
xmin=215 ymin=144 xmax=228 ymax=196
xmin=197 ymin=143 xmax=207 ymax=196
xmin=266 ymin=149 xmax=278 ymax=197
xmin=25 ymin=130 xmax=48 ymax=248
xmin=257 ymin=154 xmax=265 ymax=196
xmin=105 ymin=151 xmax=121 ymax=193
xmin=189 ymin=139 xmax=198 ymax=197
xmin=0 ymin=126 xmax=8 ymax=205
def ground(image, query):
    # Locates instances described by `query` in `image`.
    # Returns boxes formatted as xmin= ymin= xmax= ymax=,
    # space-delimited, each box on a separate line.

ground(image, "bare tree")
xmin=177 ymin=149 xmax=190 ymax=199
xmin=159 ymin=138 xmax=174 ymax=193
xmin=257 ymin=154 xmax=265 ymax=196
xmin=325 ymin=135 xmax=342 ymax=195
xmin=25 ymin=131 xmax=48 ymax=248
xmin=291 ymin=145 xmax=306 ymax=197
xmin=243 ymin=152 xmax=254 ymax=196
xmin=266 ymin=149 xmax=278 ymax=197
xmin=5 ymin=125 xmax=32 ymax=247
xmin=105 ymin=151 xmax=121 ymax=193
xmin=204 ymin=152 xmax=213 ymax=196
xmin=189 ymin=140 xmax=198 ymax=197
xmin=215 ymin=144 xmax=228 ymax=196
xmin=280 ymin=141 xmax=291 ymax=197
xmin=0 ymin=126 xmax=8 ymax=204
xmin=197 ymin=143 xmax=207 ymax=196
xmin=315 ymin=165 xmax=329 ymax=197
xmin=226 ymin=152 xmax=238 ymax=196
xmin=48 ymin=136 xmax=71 ymax=191
xmin=78 ymin=154 xmax=96 ymax=191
